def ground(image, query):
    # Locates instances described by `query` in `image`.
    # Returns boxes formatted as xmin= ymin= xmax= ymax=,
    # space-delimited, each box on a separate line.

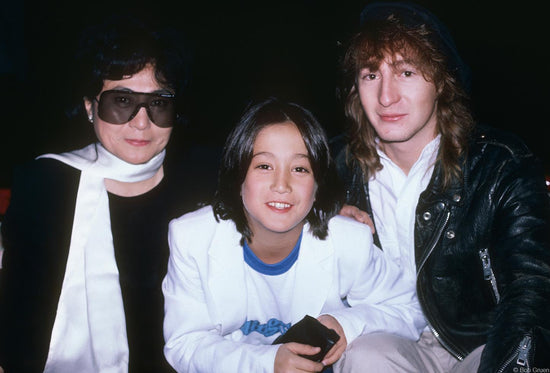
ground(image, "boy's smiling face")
xmin=241 ymin=121 xmax=317 ymax=243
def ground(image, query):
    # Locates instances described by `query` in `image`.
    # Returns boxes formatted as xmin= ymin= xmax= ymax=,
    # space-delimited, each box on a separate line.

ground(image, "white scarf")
xmin=40 ymin=143 xmax=165 ymax=373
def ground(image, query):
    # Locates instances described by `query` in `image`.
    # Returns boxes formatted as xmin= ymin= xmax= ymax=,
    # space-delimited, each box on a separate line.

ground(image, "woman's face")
xmin=84 ymin=64 xmax=173 ymax=165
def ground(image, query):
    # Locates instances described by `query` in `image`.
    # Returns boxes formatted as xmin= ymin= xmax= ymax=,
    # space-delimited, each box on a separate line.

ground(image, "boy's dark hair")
xmin=70 ymin=14 xmax=192 ymax=125
xmin=213 ymin=97 xmax=343 ymax=244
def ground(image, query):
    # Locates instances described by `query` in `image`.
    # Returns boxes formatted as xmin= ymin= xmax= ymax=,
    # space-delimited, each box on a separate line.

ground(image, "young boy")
xmin=163 ymin=98 xmax=425 ymax=373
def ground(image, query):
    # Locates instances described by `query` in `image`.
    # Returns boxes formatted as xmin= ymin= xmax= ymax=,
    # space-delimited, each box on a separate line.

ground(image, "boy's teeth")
xmin=269 ymin=202 xmax=290 ymax=209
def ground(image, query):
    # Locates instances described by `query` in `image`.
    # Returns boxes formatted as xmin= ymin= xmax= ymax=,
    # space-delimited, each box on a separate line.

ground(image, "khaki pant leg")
xmin=334 ymin=331 xmax=460 ymax=373
xmin=448 ymin=345 xmax=484 ymax=373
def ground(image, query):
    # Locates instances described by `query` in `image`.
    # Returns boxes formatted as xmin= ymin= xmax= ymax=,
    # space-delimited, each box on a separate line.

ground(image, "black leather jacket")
xmin=334 ymin=126 xmax=550 ymax=372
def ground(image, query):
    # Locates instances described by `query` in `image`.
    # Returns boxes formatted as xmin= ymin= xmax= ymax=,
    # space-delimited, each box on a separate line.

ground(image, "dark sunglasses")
xmin=94 ymin=90 xmax=176 ymax=128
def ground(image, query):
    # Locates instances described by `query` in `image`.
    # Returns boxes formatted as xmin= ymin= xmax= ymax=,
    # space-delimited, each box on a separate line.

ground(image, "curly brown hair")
xmin=341 ymin=15 xmax=474 ymax=188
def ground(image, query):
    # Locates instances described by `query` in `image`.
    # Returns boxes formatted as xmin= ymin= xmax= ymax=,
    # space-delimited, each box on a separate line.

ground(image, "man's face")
xmin=357 ymin=54 xmax=439 ymax=153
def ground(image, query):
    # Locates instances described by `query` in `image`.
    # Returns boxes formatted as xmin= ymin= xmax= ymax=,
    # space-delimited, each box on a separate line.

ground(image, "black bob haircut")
xmin=69 ymin=14 xmax=192 ymax=125
xmin=213 ymin=97 xmax=344 ymax=244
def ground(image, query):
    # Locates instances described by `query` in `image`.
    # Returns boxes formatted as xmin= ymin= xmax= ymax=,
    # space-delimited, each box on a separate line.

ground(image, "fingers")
xmin=339 ymin=204 xmax=360 ymax=219
xmin=316 ymin=315 xmax=347 ymax=366
xmin=316 ymin=314 xmax=338 ymax=330
xmin=339 ymin=205 xmax=375 ymax=233
xmin=275 ymin=343 xmax=325 ymax=373
xmin=287 ymin=342 xmax=321 ymax=357
xmin=321 ymin=338 xmax=346 ymax=366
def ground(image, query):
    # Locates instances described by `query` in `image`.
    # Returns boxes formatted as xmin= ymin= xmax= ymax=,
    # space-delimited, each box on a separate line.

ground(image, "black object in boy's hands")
xmin=272 ymin=315 xmax=340 ymax=362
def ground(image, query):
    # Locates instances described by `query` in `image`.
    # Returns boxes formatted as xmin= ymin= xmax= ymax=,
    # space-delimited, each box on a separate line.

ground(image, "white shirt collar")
xmin=375 ymin=134 xmax=441 ymax=177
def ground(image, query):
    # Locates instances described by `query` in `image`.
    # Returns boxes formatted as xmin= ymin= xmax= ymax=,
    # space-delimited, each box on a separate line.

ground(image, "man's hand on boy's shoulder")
xmin=339 ymin=205 xmax=375 ymax=234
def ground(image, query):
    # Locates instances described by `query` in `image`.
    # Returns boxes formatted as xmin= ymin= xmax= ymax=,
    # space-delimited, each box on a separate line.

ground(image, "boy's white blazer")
xmin=163 ymin=206 xmax=424 ymax=373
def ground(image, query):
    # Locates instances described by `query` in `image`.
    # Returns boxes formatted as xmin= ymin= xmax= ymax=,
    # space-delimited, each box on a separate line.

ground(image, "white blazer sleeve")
xmin=162 ymin=211 xmax=280 ymax=373
xmin=325 ymin=218 xmax=425 ymax=343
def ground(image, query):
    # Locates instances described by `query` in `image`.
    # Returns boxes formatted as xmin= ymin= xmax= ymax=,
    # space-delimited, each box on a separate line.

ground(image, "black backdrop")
xmin=1 ymin=0 xmax=549 ymax=188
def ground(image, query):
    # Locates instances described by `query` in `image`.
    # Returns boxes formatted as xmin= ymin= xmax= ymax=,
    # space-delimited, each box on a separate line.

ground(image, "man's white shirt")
xmin=368 ymin=135 xmax=441 ymax=284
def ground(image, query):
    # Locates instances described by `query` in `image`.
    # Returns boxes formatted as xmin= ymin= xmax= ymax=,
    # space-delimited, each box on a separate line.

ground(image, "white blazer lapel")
xmin=207 ymin=219 xmax=248 ymax=334
xmin=288 ymin=228 xmax=334 ymax=322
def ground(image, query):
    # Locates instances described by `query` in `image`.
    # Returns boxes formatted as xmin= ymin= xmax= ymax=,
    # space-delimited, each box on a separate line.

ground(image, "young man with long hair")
xmin=334 ymin=2 xmax=550 ymax=372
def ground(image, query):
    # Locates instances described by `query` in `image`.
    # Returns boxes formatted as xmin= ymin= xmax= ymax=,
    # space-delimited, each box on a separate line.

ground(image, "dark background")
xmin=1 ymin=0 xmax=549 ymax=188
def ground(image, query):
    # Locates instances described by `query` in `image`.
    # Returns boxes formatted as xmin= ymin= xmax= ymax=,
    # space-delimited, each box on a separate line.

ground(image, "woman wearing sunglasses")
xmin=0 ymin=16 xmax=217 ymax=373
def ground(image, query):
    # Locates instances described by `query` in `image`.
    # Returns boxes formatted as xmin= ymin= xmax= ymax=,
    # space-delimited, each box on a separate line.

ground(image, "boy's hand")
xmin=274 ymin=343 xmax=325 ymax=373
xmin=339 ymin=205 xmax=375 ymax=233
xmin=317 ymin=314 xmax=347 ymax=366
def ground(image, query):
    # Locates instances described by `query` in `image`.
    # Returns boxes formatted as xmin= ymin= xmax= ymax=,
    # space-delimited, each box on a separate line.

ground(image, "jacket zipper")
xmin=497 ymin=335 xmax=532 ymax=373
xmin=428 ymin=323 xmax=465 ymax=361
xmin=478 ymin=248 xmax=501 ymax=303
xmin=517 ymin=335 xmax=532 ymax=367
xmin=417 ymin=207 xmax=467 ymax=360
xmin=417 ymin=209 xmax=450 ymax=275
